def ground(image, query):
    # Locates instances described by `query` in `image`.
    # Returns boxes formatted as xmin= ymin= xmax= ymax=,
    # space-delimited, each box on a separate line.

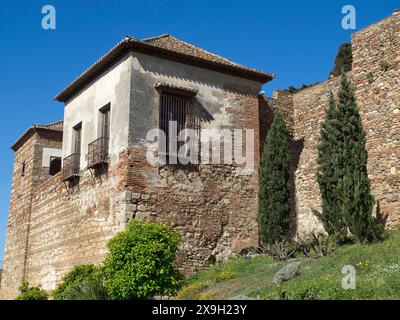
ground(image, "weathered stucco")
xmin=128 ymin=51 xmax=261 ymax=144
xmin=1 ymin=41 xmax=263 ymax=299
xmin=63 ymin=54 xmax=132 ymax=165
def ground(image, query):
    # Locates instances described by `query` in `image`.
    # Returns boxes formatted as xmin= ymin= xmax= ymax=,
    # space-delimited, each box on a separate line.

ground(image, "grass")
xmin=174 ymin=229 xmax=400 ymax=300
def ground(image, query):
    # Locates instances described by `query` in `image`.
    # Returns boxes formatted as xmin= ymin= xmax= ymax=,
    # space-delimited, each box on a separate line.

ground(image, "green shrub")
xmin=295 ymin=232 xmax=338 ymax=258
xmin=60 ymin=276 xmax=109 ymax=300
xmin=266 ymin=241 xmax=296 ymax=261
xmin=103 ymin=220 xmax=183 ymax=300
xmin=53 ymin=264 xmax=101 ymax=300
xmin=15 ymin=281 xmax=48 ymax=300
xmin=309 ymin=233 xmax=338 ymax=257
xmin=285 ymin=83 xmax=320 ymax=93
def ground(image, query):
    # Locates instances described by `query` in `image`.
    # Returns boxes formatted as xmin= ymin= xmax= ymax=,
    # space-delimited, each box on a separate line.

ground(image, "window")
xmin=73 ymin=122 xmax=82 ymax=156
xmin=49 ymin=157 xmax=62 ymax=177
xmin=100 ymin=104 xmax=110 ymax=139
xmin=19 ymin=162 xmax=26 ymax=193
xmin=21 ymin=162 xmax=26 ymax=177
xmin=62 ymin=123 xmax=82 ymax=181
xmin=86 ymin=105 xmax=110 ymax=169
xmin=159 ymin=91 xmax=199 ymax=164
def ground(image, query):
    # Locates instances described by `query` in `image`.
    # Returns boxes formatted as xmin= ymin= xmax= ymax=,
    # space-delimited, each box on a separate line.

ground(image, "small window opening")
xmin=21 ymin=162 xmax=26 ymax=177
xmin=19 ymin=162 xmax=26 ymax=194
xmin=49 ymin=157 xmax=62 ymax=177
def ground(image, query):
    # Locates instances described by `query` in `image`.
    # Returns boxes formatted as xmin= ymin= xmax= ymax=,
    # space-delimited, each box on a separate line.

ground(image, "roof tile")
xmin=55 ymin=34 xmax=274 ymax=102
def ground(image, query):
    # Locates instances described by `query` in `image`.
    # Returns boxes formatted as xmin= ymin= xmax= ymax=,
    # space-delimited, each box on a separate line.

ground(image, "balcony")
xmin=62 ymin=153 xmax=80 ymax=181
xmin=86 ymin=137 xmax=109 ymax=169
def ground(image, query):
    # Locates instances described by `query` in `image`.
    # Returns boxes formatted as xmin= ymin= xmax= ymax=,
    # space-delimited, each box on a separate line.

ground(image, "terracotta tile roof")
xmin=12 ymin=121 xmax=63 ymax=151
xmin=142 ymin=35 xmax=245 ymax=69
xmin=34 ymin=120 xmax=64 ymax=131
xmin=55 ymin=35 xmax=274 ymax=102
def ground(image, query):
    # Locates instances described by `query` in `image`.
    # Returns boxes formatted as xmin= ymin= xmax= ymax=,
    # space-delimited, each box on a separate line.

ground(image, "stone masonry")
xmin=1 ymin=12 xmax=400 ymax=300
xmin=270 ymin=11 xmax=400 ymax=235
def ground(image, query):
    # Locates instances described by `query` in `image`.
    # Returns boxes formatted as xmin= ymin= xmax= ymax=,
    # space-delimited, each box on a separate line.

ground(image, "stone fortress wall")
xmin=270 ymin=11 xmax=400 ymax=235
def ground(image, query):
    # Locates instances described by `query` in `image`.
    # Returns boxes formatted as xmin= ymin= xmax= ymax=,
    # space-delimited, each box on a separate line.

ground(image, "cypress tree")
xmin=330 ymin=43 xmax=353 ymax=77
xmin=336 ymin=72 xmax=374 ymax=242
xmin=314 ymin=92 xmax=348 ymax=240
xmin=315 ymin=72 xmax=375 ymax=242
xmin=258 ymin=113 xmax=290 ymax=246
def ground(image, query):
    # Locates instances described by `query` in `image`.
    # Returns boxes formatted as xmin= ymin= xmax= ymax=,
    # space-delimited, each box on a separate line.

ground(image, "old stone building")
xmin=0 ymin=33 xmax=272 ymax=299
xmin=1 ymin=12 xmax=399 ymax=299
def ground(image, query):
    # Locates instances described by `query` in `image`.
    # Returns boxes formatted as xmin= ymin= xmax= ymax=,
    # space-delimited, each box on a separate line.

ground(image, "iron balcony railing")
xmin=86 ymin=137 xmax=109 ymax=169
xmin=62 ymin=153 xmax=80 ymax=181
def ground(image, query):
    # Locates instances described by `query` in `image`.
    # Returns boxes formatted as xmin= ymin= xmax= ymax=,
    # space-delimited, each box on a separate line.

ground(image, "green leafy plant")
xmin=310 ymin=233 xmax=338 ymax=257
xmin=103 ymin=220 xmax=183 ymax=300
xmin=60 ymin=276 xmax=109 ymax=300
xmin=258 ymin=113 xmax=291 ymax=246
xmin=53 ymin=264 xmax=101 ymax=300
xmin=15 ymin=281 xmax=48 ymax=300
xmin=266 ymin=241 xmax=296 ymax=261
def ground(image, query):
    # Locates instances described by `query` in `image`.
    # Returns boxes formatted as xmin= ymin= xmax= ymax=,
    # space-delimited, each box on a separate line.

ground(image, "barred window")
xmin=158 ymin=90 xmax=200 ymax=164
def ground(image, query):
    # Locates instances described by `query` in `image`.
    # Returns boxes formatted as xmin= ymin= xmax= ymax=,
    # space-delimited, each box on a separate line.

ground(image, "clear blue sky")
xmin=0 ymin=1 xmax=397 ymax=265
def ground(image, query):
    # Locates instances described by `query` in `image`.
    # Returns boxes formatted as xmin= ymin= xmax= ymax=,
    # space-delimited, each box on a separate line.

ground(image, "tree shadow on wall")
xmin=288 ymin=138 xmax=304 ymax=238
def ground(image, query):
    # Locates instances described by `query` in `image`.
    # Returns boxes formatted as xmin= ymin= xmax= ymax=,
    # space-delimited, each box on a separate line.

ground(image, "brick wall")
xmin=1 ymin=147 xmax=127 ymax=299
xmin=123 ymin=94 xmax=261 ymax=273
xmin=1 ymin=133 xmax=64 ymax=298
xmin=1 ymin=89 xmax=262 ymax=299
